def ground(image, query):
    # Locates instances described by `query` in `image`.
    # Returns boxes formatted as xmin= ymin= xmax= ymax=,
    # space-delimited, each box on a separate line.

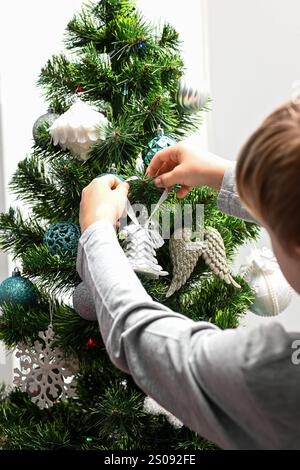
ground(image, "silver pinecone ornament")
xmin=167 ymin=227 xmax=240 ymax=297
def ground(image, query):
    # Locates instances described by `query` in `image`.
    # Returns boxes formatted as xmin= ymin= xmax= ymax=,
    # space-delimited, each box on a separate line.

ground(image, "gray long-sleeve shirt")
xmin=76 ymin=164 xmax=300 ymax=450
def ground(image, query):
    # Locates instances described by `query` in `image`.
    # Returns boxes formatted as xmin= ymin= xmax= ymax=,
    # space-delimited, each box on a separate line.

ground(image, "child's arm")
xmin=146 ymin=144 xmax=257 ymax=224
xmin=217 ymin=162 xmax=257 ymax=223
xmin=76 ymin=220 xmax=292 ymax=450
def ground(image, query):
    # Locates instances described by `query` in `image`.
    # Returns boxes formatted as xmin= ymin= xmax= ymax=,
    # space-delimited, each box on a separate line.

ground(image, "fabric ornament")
xmin=167 ymin=227 xmax=240 ymax=297
xmin=13 ymin=324 xmax=79 ymax=409
xmin=49 ymin=98 xmax=108 ymax=160
xmin=143 ymin=396 xmax=183 ymax=429
xmin=240 ymin=247 xmax=293 ymax=317
xmin=73 ymin=282 xmax=97 ymax=321
xmin=119 ymin=189 xmax=169 ymax=279
xmin=176 ymin=78 xmax=210 ymax=113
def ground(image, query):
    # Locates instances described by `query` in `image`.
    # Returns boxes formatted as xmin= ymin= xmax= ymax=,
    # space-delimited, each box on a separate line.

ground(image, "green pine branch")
xmin=0 ymin=207 xmax=44 ymax=258
xmin=21 ymin=244 xmax=80 ymax=295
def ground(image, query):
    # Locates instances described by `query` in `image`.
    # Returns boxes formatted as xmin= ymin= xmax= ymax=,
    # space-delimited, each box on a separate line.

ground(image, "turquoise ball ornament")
xmin=0 ymin=268 xmax=38 ymax=309
xmin=43 ymin=221 xmax=81 ymax=256
xmin=142 ymin=127 xmax=176 ymax=166
xmin=97 ymin=163 xmax=124 ymax=181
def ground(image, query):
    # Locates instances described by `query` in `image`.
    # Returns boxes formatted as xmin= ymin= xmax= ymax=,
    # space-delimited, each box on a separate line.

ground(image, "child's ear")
xmin=295 ymin=245 xmax=300 ymax=257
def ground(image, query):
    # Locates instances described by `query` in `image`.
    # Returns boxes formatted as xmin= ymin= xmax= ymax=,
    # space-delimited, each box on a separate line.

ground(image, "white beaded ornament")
xmin=49 ymin=98 xmax=108 ymax=160
xmin=167 ymin=227 xmax=240 ymax=297
xmin=13 ymin=325 xmax=79 ymax=409
xmin=240 ymin=247 xmax=293 ymax=317
xmin=143 ymin=396 xmax=183 ymax=429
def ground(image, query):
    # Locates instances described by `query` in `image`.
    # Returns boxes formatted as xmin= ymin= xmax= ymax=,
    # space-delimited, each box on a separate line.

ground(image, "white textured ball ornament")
xmin=49 ymin=98 xmax=108 ymax=160
xmin=73 ymin=282 xmax=97 ymax=321
xmin=241 ymin=248 xmax=293 ymax=317
xmin=177 ymin=79 xmax=210 ymax=113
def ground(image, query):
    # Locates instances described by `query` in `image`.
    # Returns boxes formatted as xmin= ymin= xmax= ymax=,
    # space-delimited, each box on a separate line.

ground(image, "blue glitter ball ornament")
xmin=0 ymin=268 xmax=38 ymax=308
xmin=43 ymin=221 xmax=81 ymax=256
xmin=142 ymin=128 xmax=176 ymax=166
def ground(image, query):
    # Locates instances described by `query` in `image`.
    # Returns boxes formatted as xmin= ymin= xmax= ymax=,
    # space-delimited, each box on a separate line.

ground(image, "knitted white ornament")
xmin=120 ymin=222 xmax=169 ymax=278
xmin=167 ymin=227 xmax=240 ymax=297
xmin=240 ymin=247 xmax=293 ymax=317
xmin=49 ymin=98 xmax=108 ymax=160
xmin=119 ymin=189 xmax=169 ymax=279
xmin=143 ymin=396 xmax=183 ymax=429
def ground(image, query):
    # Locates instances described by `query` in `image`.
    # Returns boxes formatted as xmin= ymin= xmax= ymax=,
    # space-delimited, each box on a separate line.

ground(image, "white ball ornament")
xmin=73 ymin=282 xmax=97 ymax=321
xmin=241 ymin=248 xmax=293 ymax=317
xmin=49 ymin=98 xmax=108 ymax=160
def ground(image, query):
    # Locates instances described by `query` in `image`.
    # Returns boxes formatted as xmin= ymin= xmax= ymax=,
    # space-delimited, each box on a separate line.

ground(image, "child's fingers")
xmin=154 ymin=166 xmax=182 ymax=188
xmin=146 ymin=146 xmax=179 ymax=177
xmin=176 ymin=186 xmax=192 ymax=199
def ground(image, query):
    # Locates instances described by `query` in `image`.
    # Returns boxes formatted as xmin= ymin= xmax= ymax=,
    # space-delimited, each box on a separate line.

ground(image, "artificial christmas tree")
xmin=0 ymin=0 xmax=258 ymax=450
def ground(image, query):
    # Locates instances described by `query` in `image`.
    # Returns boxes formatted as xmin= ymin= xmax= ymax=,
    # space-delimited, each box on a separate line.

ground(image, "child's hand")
xmin=146 ymin=143 xmax=230 ymax=198
xmin=79 ymin=175 xmax=129 ymax=233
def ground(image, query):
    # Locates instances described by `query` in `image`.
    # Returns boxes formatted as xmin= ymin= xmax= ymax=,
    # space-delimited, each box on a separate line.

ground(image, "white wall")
xmin=0 ymin=0 xmax=84 ymax=385
xmin=137 ymin=0 xmax=209 ymax=148
xmin=205 ymin=0 xmax=300 ymax=330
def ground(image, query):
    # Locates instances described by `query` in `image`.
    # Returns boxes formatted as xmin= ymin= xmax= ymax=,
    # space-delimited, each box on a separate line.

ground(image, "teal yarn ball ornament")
xmin=0 ymin=268 xmax=38 ymax=309
xmin=142 ymin=127 xmax=176 ymax=166
xmin=43 ymin=221 xmax=81 ymax=256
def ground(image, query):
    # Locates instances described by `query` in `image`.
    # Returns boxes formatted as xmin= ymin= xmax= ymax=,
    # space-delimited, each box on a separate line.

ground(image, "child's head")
xmin=236 ymin=100 xmax=300 ymax=292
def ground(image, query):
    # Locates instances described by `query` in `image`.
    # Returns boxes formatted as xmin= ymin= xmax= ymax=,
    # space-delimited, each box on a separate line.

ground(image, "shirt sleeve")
xmin=217 ymin=162 xmax=257 ymax=223
xmin=76 ymin=220 xmax=293 ymax=449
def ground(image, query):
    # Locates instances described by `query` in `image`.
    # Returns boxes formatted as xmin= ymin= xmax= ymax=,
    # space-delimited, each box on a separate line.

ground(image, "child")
xmin=77 ymin=101 xmax=300 ymax=449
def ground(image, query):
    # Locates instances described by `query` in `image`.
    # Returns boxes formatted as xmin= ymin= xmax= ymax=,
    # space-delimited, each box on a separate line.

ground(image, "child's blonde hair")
xmin=236 ymin=101 xmax=300 ymax=250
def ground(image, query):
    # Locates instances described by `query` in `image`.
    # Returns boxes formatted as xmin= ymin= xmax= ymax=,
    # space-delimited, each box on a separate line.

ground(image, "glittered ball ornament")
xmin=73 ymin=282 xmax=97 ymax=321
xmin=97 ymin=164 xmax=124 ymax=181
xmin=142 ymin=128 xmax=176 ymax=166
xmin=0 ymin=268 xmax=38 ymax=309
xmin=49 ymin=98 xmax=108 ymax=161
xmin=32 ymin=108 xmax=60 ymax=142
xmin=241 ymin=248 xmax=293 ymax=317
xmin=177 ymin=79 xmax=210 ymax=113
xmin=43 ymin=221 xmax=81 ymax=256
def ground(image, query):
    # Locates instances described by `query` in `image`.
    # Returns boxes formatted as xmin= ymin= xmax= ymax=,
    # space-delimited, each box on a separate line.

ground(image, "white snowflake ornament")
xmin=49 ymin=98 xmax=108 ymax=160
xmin=14 ymin=325 xmax=79 ymax=409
